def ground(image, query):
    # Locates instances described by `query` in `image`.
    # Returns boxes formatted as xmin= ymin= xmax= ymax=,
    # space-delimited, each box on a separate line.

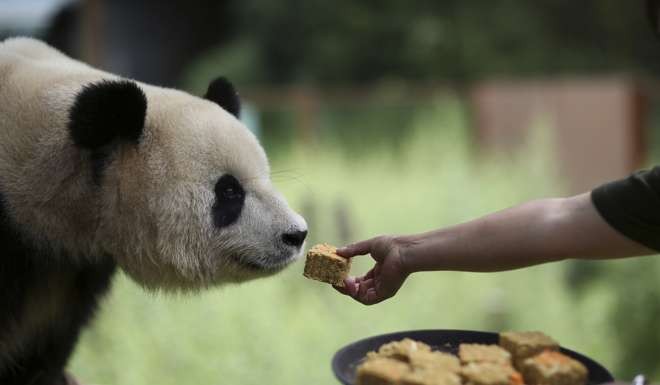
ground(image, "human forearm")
xmin=397 ymin=193 xmax=655 ymax=273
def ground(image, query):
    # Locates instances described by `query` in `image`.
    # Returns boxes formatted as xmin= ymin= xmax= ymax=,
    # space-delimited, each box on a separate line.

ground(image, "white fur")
xmin=0 ymin=37 xmax=307 ymax=291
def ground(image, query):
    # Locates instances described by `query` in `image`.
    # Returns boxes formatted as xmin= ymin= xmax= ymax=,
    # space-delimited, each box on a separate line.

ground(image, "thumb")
xmin=336 ymin=238 xmax=376 ymax=258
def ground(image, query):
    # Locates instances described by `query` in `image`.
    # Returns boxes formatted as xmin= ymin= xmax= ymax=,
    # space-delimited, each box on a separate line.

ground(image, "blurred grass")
xmin=70 ymin=98 xmax=657 ymax=384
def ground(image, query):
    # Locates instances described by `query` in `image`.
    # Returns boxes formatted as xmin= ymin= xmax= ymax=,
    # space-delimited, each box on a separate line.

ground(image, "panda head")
xmin=68 ymin=77 xmax=307 ymax=290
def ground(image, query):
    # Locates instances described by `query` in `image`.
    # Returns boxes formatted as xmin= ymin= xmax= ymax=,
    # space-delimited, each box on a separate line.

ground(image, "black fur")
xmin=213 ymin=174 xmax=245 ymax=227
xmin=69 ymin=80 xmax=147 ymax=185
xmin=69 ymin=80 xmax=147 ymax=149
xmin=204 ymin=77 xmax=241 ymax=118
xmin=0 ymin=192 xmax=117 ymax=385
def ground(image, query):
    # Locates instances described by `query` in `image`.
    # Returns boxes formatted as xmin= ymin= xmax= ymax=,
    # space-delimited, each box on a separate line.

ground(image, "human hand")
xmin=334 ymin=236 xmax=410 ymax=305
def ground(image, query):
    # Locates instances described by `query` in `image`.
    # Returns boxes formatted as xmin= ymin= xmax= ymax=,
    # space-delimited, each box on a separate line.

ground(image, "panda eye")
xmin=215 ymin=175 xmax=245 ymax=200
xmin=222 ymin=186 xmax=240 ymax=200
xmin=213 ymin=174 xmax=245 ymax=228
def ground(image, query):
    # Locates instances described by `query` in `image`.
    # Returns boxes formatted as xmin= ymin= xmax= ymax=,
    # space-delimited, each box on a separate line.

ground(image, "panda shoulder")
xmin=0 ymin=37 xmax=68 ymax=61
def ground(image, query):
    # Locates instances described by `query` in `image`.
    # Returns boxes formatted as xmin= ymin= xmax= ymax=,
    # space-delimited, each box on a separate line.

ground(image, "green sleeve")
xmin=591 ymin=167 xmax=660 ymax=252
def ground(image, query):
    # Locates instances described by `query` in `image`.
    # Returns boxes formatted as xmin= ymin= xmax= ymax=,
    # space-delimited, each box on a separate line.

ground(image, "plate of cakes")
xmin=332 ymin=330 xmax=614 ymax=385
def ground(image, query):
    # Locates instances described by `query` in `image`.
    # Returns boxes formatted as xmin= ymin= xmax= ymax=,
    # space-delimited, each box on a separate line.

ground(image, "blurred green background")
xmin=3 ymin=0 xmax=660 ymax=384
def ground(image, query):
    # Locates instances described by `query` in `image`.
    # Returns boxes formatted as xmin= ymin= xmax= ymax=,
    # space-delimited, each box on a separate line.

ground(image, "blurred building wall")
xmin=471 ymin=78 xmax=646 ymax=193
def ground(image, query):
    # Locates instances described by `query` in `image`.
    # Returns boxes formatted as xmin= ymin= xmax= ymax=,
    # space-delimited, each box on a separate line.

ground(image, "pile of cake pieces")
xmin=355 ymin=331 xmax=588 ymax=385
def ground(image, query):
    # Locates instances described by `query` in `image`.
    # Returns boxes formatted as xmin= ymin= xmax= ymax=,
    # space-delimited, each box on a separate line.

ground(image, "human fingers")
xmin=362 ymin=287 xmax=382 ymax=305
xmin=337 ymin=267 xmax=374 ymax=292
xmin=356 ymin=278 xmax=375 ymax=299
xmin=333 ymin=276 xmax=358 ymax=297
xmin=334 ymin=277 xmax=377 ymax=305
xmin=352 ymin=285 xmax=388 ymax=305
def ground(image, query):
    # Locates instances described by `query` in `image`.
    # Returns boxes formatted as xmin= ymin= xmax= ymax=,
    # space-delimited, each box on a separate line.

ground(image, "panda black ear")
xmin=69 ymin=80 xmax=147 ymax=149
xmin=204 ymin=77 xmax=241 ymax=118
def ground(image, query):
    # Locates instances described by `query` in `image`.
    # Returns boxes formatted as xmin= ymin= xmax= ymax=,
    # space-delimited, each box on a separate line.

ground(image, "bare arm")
xmin=335 ymin=193 xmax=655 ymax=305
xmin=400 ymin=192 xmax=654 ymax=273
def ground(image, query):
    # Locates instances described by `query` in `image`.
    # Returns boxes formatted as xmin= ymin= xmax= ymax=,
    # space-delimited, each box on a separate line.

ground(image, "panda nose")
xmin=282 ymin=230 xmax=308 ymax=248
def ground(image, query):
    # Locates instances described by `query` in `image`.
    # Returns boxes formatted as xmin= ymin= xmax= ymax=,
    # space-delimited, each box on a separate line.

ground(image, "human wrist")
xmin=394 ymin=234 xmax=419 ymax=276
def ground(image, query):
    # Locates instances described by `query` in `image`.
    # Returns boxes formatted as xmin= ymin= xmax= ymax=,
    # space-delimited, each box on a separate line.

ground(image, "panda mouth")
xmin=232 ymin=253 xmax=296 ymax=272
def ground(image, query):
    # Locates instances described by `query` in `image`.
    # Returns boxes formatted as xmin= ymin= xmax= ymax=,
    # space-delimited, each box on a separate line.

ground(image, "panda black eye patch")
xmin=212 ymin=174 xmax=245 ymax=228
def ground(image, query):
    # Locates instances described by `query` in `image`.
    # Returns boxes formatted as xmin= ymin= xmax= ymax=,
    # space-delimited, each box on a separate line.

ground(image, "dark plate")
xmin=332 ymin=329 xmax=614 ymax=385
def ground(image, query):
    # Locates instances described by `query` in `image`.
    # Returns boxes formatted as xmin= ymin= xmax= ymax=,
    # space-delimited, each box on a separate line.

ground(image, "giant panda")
xmin=0 ymin=37 xmax=308 ymax=385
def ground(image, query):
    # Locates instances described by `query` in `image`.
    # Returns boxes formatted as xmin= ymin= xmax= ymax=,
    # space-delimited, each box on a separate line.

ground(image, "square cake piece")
xmin=356 ymin=357 xmax=410 ymax=385
xmin=521 ymin=351 xmax=588 ymax=385
xmin=400 ymin=369 xmax=462 ymax=385
xmin=461 ymin=362 xmax=524 ymax=385
xmin=303 ymin=243 xmax=351 ymax=286
xmin=409 ymin=350 xmax=461 ymax=373
xmin=459 ymin=344 xmax=511 ymax=366
xmin=499 ymin=331 xmax=559 ymax=368
xmin=366 ymin=338 xmax=432 ymax=363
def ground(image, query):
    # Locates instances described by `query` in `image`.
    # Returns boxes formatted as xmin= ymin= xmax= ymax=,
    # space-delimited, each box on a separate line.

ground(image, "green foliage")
xmin=607 ymin=257 xmax=660 ymax=378
xmin=69 ymin=99 xmax=660 ymax=384
xmin=184 ymin=1 xmax=660 ymax=86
